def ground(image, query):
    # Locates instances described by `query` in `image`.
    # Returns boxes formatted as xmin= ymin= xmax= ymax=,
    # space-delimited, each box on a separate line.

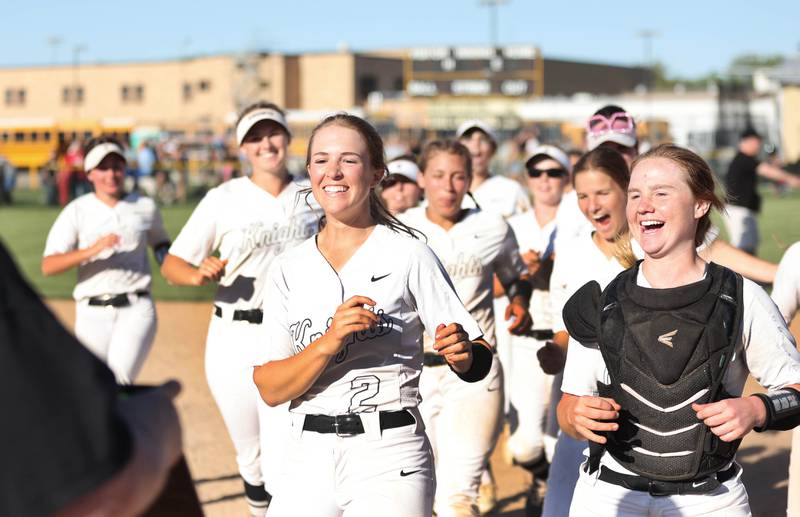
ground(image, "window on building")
xmin=358 ymin=75 xmax=379 ymax=100
xmin=62 ymin=85 xmax=84 ymax=105
xmin=183 ymin=82 xmax=193 ymax=101
xmin=198 ymin=79 xmax=211 ymax=92
xmin=4 ymin=88 xmax=26 ymax=106
xmin=121 ymin=84 xmax=145 ymax=103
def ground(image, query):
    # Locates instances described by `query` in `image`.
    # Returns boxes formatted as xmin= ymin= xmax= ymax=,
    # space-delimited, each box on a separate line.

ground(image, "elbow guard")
xmin=754 ymin=387 xmax=800 ymax=432
xmin=454 ymin=343 xmax=493 ymax=383
xmin=153 ymin=241 xmax=171 ymax=266
xmin=506 ymin=278 xmax=533 ymax=306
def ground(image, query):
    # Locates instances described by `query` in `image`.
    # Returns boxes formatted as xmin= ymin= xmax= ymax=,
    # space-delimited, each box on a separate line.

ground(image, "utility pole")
xmin=636 ymin=30 xmax=659 ymax=130
xmin=72 ymin=44 xmax=87 ymax=123
xmin=47 ymin=36 xmax=62 ymax=66
xmin=480 ymin=0 xmax=509 ymax=49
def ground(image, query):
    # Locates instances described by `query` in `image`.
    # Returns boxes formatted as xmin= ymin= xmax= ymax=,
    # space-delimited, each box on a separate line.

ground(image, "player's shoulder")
xmin=465 ymin=208 xmax=510 ymax=235
xmin=397 ymin=205 xmax=427 ymax=226
xmin=122 ymin=191 xmax=158 ymax=210
xmin=487 ymin=174 xmax=525 ymax=192
xmin=506 ymin=210 xmax=534 ymax=233
xmin=780 ymin=242 xmax=800 ymax=264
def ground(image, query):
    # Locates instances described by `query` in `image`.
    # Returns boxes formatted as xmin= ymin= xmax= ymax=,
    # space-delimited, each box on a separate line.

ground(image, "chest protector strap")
xmin=565 ymin=262 xmax=743 ymax=482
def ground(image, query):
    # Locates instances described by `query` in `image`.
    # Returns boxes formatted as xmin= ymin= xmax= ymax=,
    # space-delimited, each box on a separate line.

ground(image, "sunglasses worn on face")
xmin=527 ymin=167 xmax=566 ymax=179
xmin=587 ymin=112 xmax=635 ymax=135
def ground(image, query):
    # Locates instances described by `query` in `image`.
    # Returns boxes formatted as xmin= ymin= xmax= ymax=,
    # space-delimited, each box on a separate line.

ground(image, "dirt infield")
xmin=46 ymin=300 xmax=796 ymax=516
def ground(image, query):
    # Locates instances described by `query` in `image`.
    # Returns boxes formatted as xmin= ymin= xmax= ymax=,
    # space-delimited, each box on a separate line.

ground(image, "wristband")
xmin=506 ymin=279 xmax=532 ymax=307
xmin=753 ymin=387 xmax=800 ymax=432
xmin=453 ymin=343 xmax=493 ymax=383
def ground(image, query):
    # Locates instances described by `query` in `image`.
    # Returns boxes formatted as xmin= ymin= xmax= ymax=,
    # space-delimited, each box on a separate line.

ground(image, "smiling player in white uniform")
xmin=501 ymin=145 xmax=571 ymax=512
xmin=161 ymin=102 xmax=319 ymax=515
xmin=400 ymin=140 xmax=532 ymax=517
xmin=42 ymin=136 xmax=170 ymax=385
xmin=252 ymin=114 xmax=493 ymax=517
xmin=560 ymin=145 xmax=800 ymax=516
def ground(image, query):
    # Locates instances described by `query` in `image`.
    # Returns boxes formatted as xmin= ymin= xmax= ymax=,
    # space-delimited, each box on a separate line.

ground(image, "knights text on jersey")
xmin=256 ymin=224 xmax=484 ymax=416
xmin=43 ymin=192 xmax=169 ymax=300
xmin=168 ymin=177 xmax=319 ymax=310
xmin=400 ymin=207 xmax=526 ymax=347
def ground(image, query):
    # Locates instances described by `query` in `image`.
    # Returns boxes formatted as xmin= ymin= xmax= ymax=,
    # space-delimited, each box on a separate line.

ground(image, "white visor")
xmin=386 ymin=159 xmax=420 ymax=182
xmin=455 ymin=119 xmax=498 ymax=145
xmin=236 ymin=108 xmax=291 ymax=145
xmin=84 ymin=143 xmax=125 ymax=172
xmin=525 ymin=144 xmax=571 ymax=172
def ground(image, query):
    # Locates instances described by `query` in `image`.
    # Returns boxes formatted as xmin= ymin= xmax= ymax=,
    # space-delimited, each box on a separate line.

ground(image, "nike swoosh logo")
xmin=400 ymin=469 xmax=421 ymax=477
xmin=692 ymin=480 xmax=708 ymax=488
xmin=371 ymin=273 xmax=391 ymax=282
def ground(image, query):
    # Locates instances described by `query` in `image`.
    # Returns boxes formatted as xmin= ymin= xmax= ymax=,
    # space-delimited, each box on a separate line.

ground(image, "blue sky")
xmin=3 ymin=1 xmax=798 ymax=77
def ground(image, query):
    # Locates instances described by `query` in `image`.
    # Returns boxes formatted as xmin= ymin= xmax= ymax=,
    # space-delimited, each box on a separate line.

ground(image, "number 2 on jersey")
xmin=348 ymin=375 xmax=380 ymax=413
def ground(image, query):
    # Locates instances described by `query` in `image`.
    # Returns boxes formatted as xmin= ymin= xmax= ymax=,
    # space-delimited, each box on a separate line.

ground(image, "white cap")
xmin=525 ymin=144 xmax=571 ymax=172
xmin=236 ymin=107 xmax=291 ymax=145
xmin=455 ymin=119 xmax=498 ymax=144
xmin=84 ymin=142 xmax=126 ymax=172
xmin=386 ymin=159 xmax=420 ymax=182
xmin=586 ymin=130 xmax=636 ymax=151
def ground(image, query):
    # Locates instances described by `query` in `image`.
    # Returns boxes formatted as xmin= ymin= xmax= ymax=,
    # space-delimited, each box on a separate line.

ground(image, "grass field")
xmin=1 ymin=188 xmax=798 ymax=300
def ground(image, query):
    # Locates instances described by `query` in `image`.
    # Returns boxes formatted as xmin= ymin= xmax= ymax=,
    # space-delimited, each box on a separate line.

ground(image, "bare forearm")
xmin=702 ymin=240 xmax=778 ymax=283
xmin=41 ymin=248 xmax=96 ymax=276
xmin=253 ymin=339 xmax=336 ymax=406
xmin=160 ymin=254 xmax=199 ymax=286
xmin=557 ymin=393 xmax=583 ymax=441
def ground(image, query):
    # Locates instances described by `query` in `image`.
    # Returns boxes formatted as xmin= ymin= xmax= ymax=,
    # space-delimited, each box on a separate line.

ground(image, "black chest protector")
xmin=566 ymin=262 xmax=743 ymax=482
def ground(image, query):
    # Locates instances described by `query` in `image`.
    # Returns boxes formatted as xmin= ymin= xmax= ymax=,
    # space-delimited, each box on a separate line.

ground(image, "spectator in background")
xmin=723 ymin=128 xmax=800 ymax=255
xmin=137 ymin=141 xmax=158 ymax=197
xmin=0 ymin=154 xmax=15 ymax=204
xmin=379 ymin=155 xmax=423 ymax=215
xmin=58 ymin=140 xmax=86 ymax=206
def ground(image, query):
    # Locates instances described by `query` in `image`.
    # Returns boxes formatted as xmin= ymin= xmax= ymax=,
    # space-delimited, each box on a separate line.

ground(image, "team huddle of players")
xmin=42 ymin=102 xmax=800 ymax=517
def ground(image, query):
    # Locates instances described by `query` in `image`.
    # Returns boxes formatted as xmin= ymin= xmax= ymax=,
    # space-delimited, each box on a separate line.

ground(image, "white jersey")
xmin=43 ymin=192 xmax=169 ymax=301
xmin=463 ymin=174 xmax=531 ymax=218
xmin=772 ymin=242 xmax=800 ymax=322
xmin=507 ymin=211 xmax=557 ymax=330
xmin=400 ymin=207 xmax=526 ymax=348
xmin=561 ymin=266 xmax=800 ymax=477
xmin=168 ymin=176 xmax=319 ymax=311
xmin=256 ymin=224 xmax=483 ymax=416
xmin=553 ymin=189 xmax=592 ymax=256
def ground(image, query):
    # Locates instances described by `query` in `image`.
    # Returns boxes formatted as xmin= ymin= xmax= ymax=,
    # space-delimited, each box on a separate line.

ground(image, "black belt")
xmin=214 ymin=305 xmax=263 ymax=324
xmin=302 ymin=410 xmax=415 ymax=435
xmin=87 ymin=291 xmax=149 ymax=307
xmin=525 ymin=329 xmax=554 ymax=340
xmin=597 ymin=463 xmax=738 ymax=496
xmin=423 ymin=352 xmax=447 ymax=367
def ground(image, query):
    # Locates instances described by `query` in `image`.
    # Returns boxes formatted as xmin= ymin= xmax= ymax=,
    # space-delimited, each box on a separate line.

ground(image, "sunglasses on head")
xmin=587 ymin=112 xmax=635 ymax=136
xmin=527 ymin=167 xmax=566 ymax=179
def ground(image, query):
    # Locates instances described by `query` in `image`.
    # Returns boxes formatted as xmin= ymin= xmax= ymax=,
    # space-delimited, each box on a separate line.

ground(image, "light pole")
xmin=480 ymin=0 xmax=509 ymax=49
xmin=72 ymin=44 xmax=87 ymax=123
xmin=47 ymin=36 xmax=62 ymax=66
xmin=636 ymin=30 xmax=659 ymax=130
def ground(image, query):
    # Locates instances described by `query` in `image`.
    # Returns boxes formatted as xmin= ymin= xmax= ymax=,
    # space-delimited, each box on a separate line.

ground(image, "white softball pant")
xmin=504 ymin=333 xmax=557 ymax=465
xmin=267 ymin=409 xmax=434 ymax=517
xmin=542 ymin=432 xmax=586 ymax=517
xmin=419 ymin=357 xmax=504 ymax=517
xmin=74 ymin=295 xmax=156 ymax=384
xmin=723 ymin=204 xmax=759 ymax=254
xmin=205 ymin=314 xmax=287 ymax=489
xmin=569 ymin=461 xmax=751 ymax=516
